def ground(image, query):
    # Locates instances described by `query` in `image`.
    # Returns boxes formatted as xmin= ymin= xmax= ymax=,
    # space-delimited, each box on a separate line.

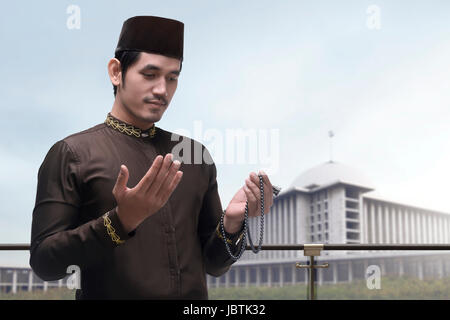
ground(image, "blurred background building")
xmin=2 ymin=161 xmax=450 ymax=294
xmin=207 ymin=161 xmax=450 ymax=288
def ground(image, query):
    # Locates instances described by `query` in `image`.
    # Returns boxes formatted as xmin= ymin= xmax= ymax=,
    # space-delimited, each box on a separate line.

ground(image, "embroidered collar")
xmin=104 ymin=113 xmax=157 ymax=139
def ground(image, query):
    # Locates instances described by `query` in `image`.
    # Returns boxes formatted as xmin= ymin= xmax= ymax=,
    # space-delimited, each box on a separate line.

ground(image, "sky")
xmin=1 ymin=0 xmax=450 ymax=267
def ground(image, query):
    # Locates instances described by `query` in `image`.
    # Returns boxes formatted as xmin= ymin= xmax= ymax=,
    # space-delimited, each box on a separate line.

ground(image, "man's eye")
xmin=169 ymin=77 xmax=178 ymax=81
xmin=143 ymin=74 xmax=155 ymax=78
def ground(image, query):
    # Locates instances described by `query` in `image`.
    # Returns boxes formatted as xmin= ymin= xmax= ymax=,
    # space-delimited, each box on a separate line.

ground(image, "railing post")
xmin=296 ymin=244 xmax=329 ymax=300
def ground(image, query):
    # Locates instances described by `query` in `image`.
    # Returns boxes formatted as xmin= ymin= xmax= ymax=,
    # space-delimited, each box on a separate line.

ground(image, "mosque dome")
xmin=290 ymin=161 xmax=374 ymax=190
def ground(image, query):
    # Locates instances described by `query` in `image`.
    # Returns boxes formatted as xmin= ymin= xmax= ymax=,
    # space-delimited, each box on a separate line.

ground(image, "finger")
xmin=155 ymin=159 xmax=181 ymax=198
xmin=258 ymin=170 xmax=273 ymax=191
xmin=248 ymin=172 xmax=260 ymax=185
xmin=249 ymin=171 xmax=271 ymax=197
xmin=248 ymin=173 xmax=264 ymax=201
xmin=254 ymin=171 xmax=274 ymax=207
xmin=244 ymin=179 xmax=259 ymax=203
xmin=158 ymin=170 xmax=183 ymax=202
xmin=147 ymin=153 xmax=175 ymax=194
xmin=249 ymin=171 xmax=273 ymax=210
xmin=113 ymin=164 xmax=129 ymax=196
xmin=136 ymin=155 xmax=164 ymax=191
xmin=243 ymin=184 xmax=256 ymax=202
xmin=243 ymin=184 xmax=259 ymax=216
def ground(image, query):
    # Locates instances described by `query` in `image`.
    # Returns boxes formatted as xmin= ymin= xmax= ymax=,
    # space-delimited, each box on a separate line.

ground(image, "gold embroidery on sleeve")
xmin=103 ymin=211 xmax=125 ymax=245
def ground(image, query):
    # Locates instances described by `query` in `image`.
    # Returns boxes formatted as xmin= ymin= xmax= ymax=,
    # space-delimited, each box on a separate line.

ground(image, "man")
xmin=30 ymin=15 xmax=274 ymax=299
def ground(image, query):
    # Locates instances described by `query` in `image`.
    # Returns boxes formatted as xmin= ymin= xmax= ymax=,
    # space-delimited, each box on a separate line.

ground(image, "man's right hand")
xmin=112 ymin=153 xmax=183 ymax=233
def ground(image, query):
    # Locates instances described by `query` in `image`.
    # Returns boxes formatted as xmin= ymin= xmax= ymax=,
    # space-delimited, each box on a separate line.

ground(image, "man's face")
xmin=115 ymin=52 xmax=181 ymax=126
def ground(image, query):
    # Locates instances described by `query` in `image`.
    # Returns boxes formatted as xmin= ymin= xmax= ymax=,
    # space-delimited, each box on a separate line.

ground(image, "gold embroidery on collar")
xmin=104 ymin=114 xmax=156 ymax=138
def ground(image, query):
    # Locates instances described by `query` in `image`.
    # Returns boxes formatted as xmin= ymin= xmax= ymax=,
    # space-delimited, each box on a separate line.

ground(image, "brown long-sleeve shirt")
xmin=30 ymin=113 xmax=244 ymax=299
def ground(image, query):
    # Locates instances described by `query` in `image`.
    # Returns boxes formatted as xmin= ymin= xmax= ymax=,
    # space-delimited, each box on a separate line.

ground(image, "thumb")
xmin=114 ymin=164 xmax=129 ymax=195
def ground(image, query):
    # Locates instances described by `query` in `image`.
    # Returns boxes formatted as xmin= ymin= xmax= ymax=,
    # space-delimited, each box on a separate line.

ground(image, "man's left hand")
xmin=223 ymin=170 xmax=274 ymax=234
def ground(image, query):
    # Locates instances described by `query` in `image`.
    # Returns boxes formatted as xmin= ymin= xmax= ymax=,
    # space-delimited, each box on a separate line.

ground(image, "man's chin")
xmin=141 ymin=112 xmax=163 ymax=124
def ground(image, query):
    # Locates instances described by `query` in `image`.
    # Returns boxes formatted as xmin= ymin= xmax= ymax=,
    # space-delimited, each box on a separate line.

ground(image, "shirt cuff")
xmin=216 ymin=220 xmax=245 ymax=246
xmin=102 ymin=207 xmax=136 ymax=246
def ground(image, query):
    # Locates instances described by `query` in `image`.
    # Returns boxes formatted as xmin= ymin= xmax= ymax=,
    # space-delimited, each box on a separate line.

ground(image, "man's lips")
xmin=147 ymin=102 xmax=166 ymax=107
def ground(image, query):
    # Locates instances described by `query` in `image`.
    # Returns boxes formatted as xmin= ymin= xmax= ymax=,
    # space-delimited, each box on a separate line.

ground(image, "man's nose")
xmin=152 ymin=77 xmax=167 ymax=97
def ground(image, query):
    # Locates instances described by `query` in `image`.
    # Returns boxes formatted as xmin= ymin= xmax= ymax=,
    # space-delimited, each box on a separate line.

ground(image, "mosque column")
xmin=391 ymin=208 xmax=397 ymax=244
xmin=430 ymin=214 xmax=436 ymax=243
xmin=28 ymin=271 xmax=33 ymax=292
xmin=371 ymin=203 xmax=376 ymax=243
xmin=384 ymin=206 xmax=390 ymax=243
xmin=398 ymin=209 xmax=404 ymax=244
xmin=281 ymin=201 xmax=285 ymax=259
xmin=442 ymin=216 xmax=447 ymax=243
xmin=269 ymin=202 xmax=274 ymax=260
xmin=283 ymin=202 xmax=288 ymax=254
xmin=377 ymin=204 xmax=383 ymax=243
xmin=280 ymin=265 xmax=284 ymax=287
xmin=277 ymin=201 xmax=282 ymax=258
xmin=445 ymin=218 xmax=450 ymax=243
xmin=410 ymin=211 xmax=416 ymax=243
xmin=421 ymin=214 xmax=426 ymax=243
xmin=433 ymin=216 xmax=438 ymax=243
xmin=437 ymin=216 xmax=441 ymax=243
xmin=428 ymin=215 xmax=433 ymax=243
xmin=435 ymin=216 xmax=440 ymax=243
xmin=12 ymin=271 xmax=17 ymax=294
xmin=414 ymin=213 xmax=419 ymax=243
xmin=289 ymin=197 xmax=294 ymax=258
xmin=422 ymin=214 xmax=427 ymax=243
xmin=420 ymin=214 xmax=424 ymax=243
xmin=404 ymin=209 xmax=410 ymax=244
xmin=363 ymin=202 xmax=369 ymax=243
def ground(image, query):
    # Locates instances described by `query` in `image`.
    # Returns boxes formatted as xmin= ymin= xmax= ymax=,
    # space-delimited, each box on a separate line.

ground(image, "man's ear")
xmin=108 ymin=58 xmax=122 ymax=86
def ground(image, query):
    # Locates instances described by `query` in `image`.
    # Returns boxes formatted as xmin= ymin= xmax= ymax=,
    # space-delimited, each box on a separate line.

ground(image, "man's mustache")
xmin=143 ymin=96 xmax=167 ymax=105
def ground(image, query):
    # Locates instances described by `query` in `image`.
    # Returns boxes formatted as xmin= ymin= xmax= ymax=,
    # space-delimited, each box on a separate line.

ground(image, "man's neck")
xmin=110 ymin=100 xmax=154 ymax=131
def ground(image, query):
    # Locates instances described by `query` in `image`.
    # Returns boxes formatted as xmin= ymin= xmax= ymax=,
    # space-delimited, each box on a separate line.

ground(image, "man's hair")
xmin=113 ymin=50 xmax=183 ymax=97
xmin=113 ymin=50 xmax=141 ymax=97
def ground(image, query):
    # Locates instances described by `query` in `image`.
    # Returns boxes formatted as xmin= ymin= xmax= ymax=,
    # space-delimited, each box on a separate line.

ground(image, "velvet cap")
xmin=115 ymin=16 xmax=184 ymax=61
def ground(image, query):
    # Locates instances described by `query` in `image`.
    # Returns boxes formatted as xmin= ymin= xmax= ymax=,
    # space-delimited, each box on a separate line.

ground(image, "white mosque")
xmin=207 ymin=161 xmax=450 ymax=288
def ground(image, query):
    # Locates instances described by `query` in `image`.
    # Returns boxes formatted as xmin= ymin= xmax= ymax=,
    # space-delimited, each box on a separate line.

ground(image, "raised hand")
xmin=112 ymin=153 xmax=183 ymax=233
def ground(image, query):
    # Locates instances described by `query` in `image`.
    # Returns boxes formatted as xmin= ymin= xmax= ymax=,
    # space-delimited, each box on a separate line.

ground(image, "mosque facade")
xmin=207 ymin=161 xmax=450 ymax=288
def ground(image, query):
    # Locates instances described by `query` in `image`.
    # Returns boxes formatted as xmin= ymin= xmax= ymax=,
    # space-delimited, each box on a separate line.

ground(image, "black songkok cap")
xmin=115 ymin=16 xmax=184 ymax=61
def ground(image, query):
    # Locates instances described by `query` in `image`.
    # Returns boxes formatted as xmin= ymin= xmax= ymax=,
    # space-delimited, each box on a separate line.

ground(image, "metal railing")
xmin=2 ymin=243 xmax=450 ymax=299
